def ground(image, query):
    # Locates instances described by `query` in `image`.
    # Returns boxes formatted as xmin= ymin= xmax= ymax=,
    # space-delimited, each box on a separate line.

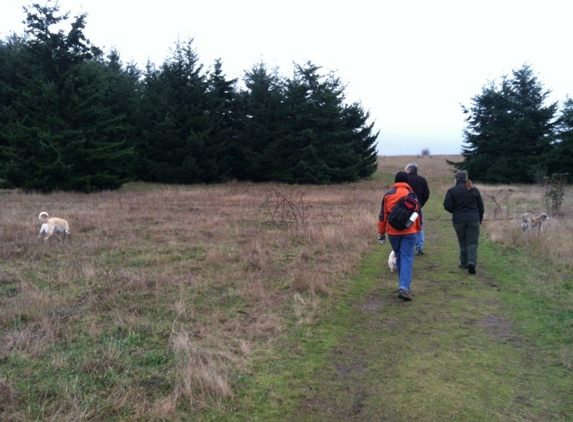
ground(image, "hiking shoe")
xmin=468 ymin=264 xmax=476 ymax=275
xmin=416 ymin=250 xmax=424 ymax=256
xmin=458 ymin=264 xmax=469 ymax=269
xmin=398 ymin=289 xmax=413 ymax=301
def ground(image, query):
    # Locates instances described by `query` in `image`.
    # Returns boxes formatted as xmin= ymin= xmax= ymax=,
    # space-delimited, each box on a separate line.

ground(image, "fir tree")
xmin=454 ymin=64 xmax=557 ymax=183
xmin=238 ymin=63 xmax=287 ymax=182
xmin=0 ymin=2 xmax=134 ymax=192
xmin=204 ymin=59 xmax=241 ymax=181
xmin=135 ymin=39 xmax=213 ymax=183
xmin=281 ymin=62 xmax=377 ymax=184
xmin=546 ymin=97 xmax=573 ymax=176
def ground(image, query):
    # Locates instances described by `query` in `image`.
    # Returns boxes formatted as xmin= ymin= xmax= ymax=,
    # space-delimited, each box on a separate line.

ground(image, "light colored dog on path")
xmin=388 ymin=250 xmax=397 ymax=273
xmin=38 ymin=211 xmax=70 ymax=242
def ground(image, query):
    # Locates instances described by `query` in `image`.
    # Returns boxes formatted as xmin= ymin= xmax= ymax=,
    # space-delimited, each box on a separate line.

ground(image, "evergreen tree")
xmin=280 ymin=62 xmax=377 ymax=184
xmin=2 ymin=4 xmax=379 ymax=188
xmin=237 ymin=61 xmax=378 ymax=184
xmin=546 ymin=97 xmax=573 ymax=176
xmin=0 ymin=35 xmax=25 ymax=152
xmin=341 ymin=102 xmax=379 ymax=179
xmin=204 ymin=59 xmax=241 ymax=180
xmin=135 ymin=39 xmax=215 ymax=183
xmin=237 ymin=63 xmax=287 ymax=181
xmin=453 ymin=64 xmax=558 ymax=183
xmin=282 ymin=62 xmax=340 ymax=183
xmin=0 ymin=2 xmax=134 ymax=192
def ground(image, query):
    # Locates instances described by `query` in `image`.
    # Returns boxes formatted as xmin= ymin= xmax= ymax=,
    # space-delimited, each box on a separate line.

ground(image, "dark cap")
xmin=455 ymin=170 xmax=468 ymax=182
xmin=395 ymin=171 xmax=409 ymax=184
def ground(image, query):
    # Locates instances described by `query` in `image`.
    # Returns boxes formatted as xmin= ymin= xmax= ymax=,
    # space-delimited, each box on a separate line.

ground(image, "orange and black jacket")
xmin=378 ymin=182 xmax=422 ymax=237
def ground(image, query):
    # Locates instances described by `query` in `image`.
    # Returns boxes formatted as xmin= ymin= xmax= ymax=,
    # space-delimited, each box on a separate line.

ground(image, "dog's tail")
xmin=39 ymin=211 xmax=49 ymax=222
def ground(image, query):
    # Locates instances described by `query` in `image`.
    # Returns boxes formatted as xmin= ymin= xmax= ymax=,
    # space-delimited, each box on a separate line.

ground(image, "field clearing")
xmin=1 ymin=154 xmax=572 ymax=421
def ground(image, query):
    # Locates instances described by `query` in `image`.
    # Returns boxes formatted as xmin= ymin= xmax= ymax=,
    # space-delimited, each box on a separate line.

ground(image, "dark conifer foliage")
xmin=453 ymin=64 xmax=559 ymax=183
xmin=204 ymin=59 xmax=242 ymax=181
xmin=0 ymin=2 xmax=134 ymax=192
xmin=134 ymin=39 xmax=212 ymax=184
xmin=282 ymin=62 xmax=349 ymax=184
xmin=5 ymin=4 xmax=573 ymax=190
xmin=342 ymin=102 xmax=379 ymax=179
xmin=238 ymin=62 xmax=378 ymax=184
xmin=1 ymin=2 xmax=380 ymax=190
xmin=237 ymin=63 xmax=287 ymax=182
xmin=546 ymin=97 xmax=573 ymax=176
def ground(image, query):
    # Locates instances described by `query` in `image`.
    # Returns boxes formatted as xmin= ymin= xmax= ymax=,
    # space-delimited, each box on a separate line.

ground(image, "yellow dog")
xmin=38 ymin=212 xmax=70 ymax=242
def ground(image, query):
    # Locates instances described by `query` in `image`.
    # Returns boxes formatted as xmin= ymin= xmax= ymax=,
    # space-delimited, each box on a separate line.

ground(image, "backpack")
xmin=388 ymin=192 xmax=419 ymax=231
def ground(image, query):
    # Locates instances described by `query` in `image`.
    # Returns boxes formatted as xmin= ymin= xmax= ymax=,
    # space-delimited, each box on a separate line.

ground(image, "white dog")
xmin=521 ymin=212 xmax=550 ymax=232
xmin=38 ymin=212 xmax=70 ymax=242
xmin=388 ymin=250 xmax=397 ymax=273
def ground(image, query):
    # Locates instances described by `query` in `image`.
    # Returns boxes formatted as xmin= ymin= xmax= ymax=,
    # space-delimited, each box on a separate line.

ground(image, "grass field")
xmin=1 ymin=155 xmax=572 ymax=421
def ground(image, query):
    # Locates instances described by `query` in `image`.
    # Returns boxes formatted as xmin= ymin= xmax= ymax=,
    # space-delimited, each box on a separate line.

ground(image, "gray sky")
xmin=2 ymin=0 xmax=572 ymax=156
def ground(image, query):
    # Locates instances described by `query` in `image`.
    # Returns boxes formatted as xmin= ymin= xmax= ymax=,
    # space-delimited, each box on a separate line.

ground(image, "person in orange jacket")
xmin=378 ymin=171 xmax=422 ymax=301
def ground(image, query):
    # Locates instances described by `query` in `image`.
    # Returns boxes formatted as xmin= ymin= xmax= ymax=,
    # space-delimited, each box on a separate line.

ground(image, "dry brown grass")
xmin=1 ymin=154 xmax=571 ymax=420
xmin=478 ymin=182 xmax=573 ymax=272
xmin=0 ymin=178 xmax=389 ymax=418
xmin=377 ymin=154 xmax=462 ymax=181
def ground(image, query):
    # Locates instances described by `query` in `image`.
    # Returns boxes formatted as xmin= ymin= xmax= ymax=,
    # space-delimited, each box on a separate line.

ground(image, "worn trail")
xmin=291 ymin=202 xmax=572 ymax=421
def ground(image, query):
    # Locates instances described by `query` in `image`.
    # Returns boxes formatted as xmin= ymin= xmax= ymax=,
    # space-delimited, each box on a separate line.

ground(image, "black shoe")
xmin=398 ymin=289 xmax=413 ymax=301
xmin=416 ymin=249 xmax=424 ymax=255
xmin=458 ymin=264 xmax=468 ymax=269
xmin=468 ymin=264 xmax=476 ymax=274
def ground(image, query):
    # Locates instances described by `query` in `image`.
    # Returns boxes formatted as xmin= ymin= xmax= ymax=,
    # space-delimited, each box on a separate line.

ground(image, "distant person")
xmin=378 ymin=171 xmax=422 ymax=301
xmin=443 ymin=170 xmax=484 ymax=275
xmin=405 ymin=163 xmax=430 ymax=255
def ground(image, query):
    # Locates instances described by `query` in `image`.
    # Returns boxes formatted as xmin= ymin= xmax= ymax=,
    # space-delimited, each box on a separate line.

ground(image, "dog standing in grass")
xmin=521 ymin=212 xmax=550 ymax=232
xmin=38 ymin=212 xmax=70 ymax=242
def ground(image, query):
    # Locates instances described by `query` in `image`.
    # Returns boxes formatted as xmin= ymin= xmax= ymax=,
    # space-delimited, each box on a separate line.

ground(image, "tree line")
xmin=0 ymin=2 xmax=378 ymax=192
xmin=2 ymin=3 xmax=571 ymax=192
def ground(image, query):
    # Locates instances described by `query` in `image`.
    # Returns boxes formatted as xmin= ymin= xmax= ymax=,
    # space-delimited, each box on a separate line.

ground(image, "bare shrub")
xmin=480 ymin=186 xmax=513 ymax=220
xmin=259 ymin=188 xmax=311 ymax=228
xmin=544 ymin=173 xmax=568 ymax=215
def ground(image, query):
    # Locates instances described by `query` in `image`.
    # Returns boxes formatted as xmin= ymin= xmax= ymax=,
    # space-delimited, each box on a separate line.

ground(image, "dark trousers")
xmin=453 ymin=221 xmax=480 ymax=267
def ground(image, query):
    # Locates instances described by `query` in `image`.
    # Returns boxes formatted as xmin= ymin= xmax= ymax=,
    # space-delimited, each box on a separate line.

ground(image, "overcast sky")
xmin=2 ymin=0 xmax=572 ymax=156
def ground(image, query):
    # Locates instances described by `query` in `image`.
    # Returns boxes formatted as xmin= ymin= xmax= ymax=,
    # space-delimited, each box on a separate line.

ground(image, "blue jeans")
xmin=388 ymin=233 xmax=417 ymax=292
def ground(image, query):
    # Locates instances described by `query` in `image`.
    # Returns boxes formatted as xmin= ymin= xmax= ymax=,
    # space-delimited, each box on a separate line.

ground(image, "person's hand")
xmin=378 ymin=234 xmax=386 ymax=245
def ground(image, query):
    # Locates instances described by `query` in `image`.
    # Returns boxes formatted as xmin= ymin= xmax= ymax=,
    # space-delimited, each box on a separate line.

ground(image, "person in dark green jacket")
xmin=443 ymin=170 xmax=484 ymax=274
